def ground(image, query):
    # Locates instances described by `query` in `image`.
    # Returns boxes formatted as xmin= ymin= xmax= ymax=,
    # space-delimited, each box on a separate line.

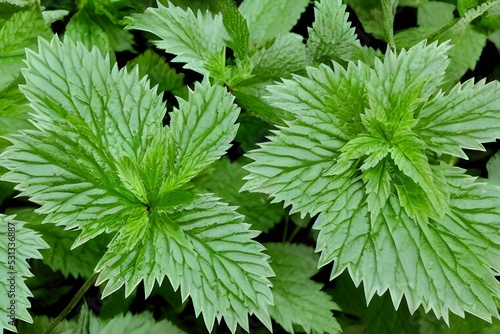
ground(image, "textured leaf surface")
xmin=0 ymin=36 xmax=273 ymax=333
xmin=194 ymin=157 xmax=284 ymax=232
xmin=330 ymin=273 xmax=419 ymax=334
xmin=0 ymin=4 xmax=52 ymax=151
xmin=0 ymin=214 xmax=48 ymax=333
xmin=346 ymin=0 xmax=398 ymax=45
xmin=266 ymin=243 xmax=341 ymax=334
xmin=249 ymin=33 xmax=307 ymax=81
xmin=126 ymin=2 xmax=228 ymax=75
xmin=245 ymin=39 xmax=500 ymax=323
xmin=6 ymin=207 xmax=107 ymax=279
xmin=306 ymin=0 xmax=365 ymax=63
xmin=65 ymin=9 xmax=112 ymax=56
xmin=239 ymin=0 xmax=309 ymax=46
xmin=126 ymin=48 xmax=187 ymax=99
xmin=415 ymin=78 xmax=500 ymax=159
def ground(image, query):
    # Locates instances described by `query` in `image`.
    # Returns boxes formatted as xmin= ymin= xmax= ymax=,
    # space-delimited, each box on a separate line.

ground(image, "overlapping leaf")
xmin=245 ymin=38 xmax=500 ymax=323
xmin=125 ymin=2 xmax=228 ymax=75
xmin=0 ymin=214 xmax=48 ymax=333
xmin=0 ymin=36 xmax=273 ymax=333
xmin=265 ymin=243 xmax=341 ymax=334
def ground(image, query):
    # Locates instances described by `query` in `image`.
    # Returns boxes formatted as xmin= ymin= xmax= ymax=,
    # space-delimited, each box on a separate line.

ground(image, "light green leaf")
xmin=194 ymin=157 xmax=284 ymax=232
xmin=231 ymin=81 xmax=295 ymax=125
xmin=330 ymin=272 xmax=420 ymax=334
xmin=440 ymin=25 xmax=487 ymax=90
xmin=5 ymin=207 xmax=108 ymax=279
xmin=346 ymin=0 xmax=398 ymax=46
xmin=458 ymin=0 xmax=478 ymax=17
xmin=19 ymin=303 xmax=187 ymax=334
xmin=65 ymin=9 xmax=112 ymax=56
xmin=219 ymin=0 xmax=250 ymax=59
xmin=0 ymin=36 xmax=272 ymax=334
xmin=266 ymin=243 xmax=341 ymax=334
xmin=0 ymin=4 xmax=52 ymax=151
xmin=239 ymin=0 xmax=309 ymax=46
xmin=415 ymin=78 xmax=500 ymax=159
xmin=306 ymin=0 xmax=365 ymax=64
xmin=242 ymin=114 xmax=345 ymax=218
xmin=248 ymin=32 xmax=307 ymax=81
xmin=0 ymin=214 xmax=48 ymax=333
xmin=316 ymin=168 xmax=500 ymax=324
xmin=126 ymin=48 xmax=187 ymax=99
xmin=42 ymin=9 xmax=70 ymax=25
xmin=96 ymin=195 xmax=273 ymax=333
xmin=486 ymin=149 xmax=500 ymax=186
xmin=245 ymin=39 xmax=500 ymax=324
xmin=417 ymin=2 xmax=455 ymax=28
xmin=126 ymin=2 xmax=228 ymax=75
xmin=166 ymin=80 xmax=239 ymax=189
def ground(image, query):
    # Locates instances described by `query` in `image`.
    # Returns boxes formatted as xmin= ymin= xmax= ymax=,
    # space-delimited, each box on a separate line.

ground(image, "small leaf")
xmin=265 ymin=243 xmax=341 ymax=334
xmin=0 ymin=214 xmax=48 ymax=333
xmin=219 ymin=0 xmax=250 ymax=59
xmin=126 ymin=2 xmax=228 ymax=75
xmin=239 ymin=0 xmax=310 ymax=46
xmin=306 ymin=0 xmax=366 ymax=64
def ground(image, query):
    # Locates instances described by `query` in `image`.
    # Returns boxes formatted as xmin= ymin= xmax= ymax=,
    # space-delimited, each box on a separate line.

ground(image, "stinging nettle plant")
xmin=2 ymin=0 xmax=500 ymax=333
xmin=0 ymin=36 xmax=274 ymax=333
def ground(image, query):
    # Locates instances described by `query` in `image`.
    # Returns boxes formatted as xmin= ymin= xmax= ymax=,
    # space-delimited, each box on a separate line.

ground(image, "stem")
xmin=287 ymin=226 xmax=301 ymax=243
xmin=42 ymin=272 xmax=99 ymax=334
xmin=282 ymin=215 xmax=289 ymax=242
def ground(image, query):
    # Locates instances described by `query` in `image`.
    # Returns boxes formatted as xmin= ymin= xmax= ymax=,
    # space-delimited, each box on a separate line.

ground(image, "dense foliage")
xmin=1 ymin=0 xmax=500 ymax=333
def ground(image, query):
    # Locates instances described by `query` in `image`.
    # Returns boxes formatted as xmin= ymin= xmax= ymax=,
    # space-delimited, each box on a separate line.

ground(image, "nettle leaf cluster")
xmin=1 ymin=0 xmax=500 ymax=333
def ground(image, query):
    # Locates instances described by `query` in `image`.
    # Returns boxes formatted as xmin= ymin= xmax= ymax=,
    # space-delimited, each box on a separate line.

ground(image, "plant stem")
xmin=287 ymin=226 xmax=301 ymax=243
xmin=42 ymin=272 xmax=99 ymax=334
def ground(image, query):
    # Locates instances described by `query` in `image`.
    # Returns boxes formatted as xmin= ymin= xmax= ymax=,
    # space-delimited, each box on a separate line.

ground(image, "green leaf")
xmin=265 ymin=243 xmax=341 ymax=334
xmin=126 ymin=48 xmax=187 ymax=99
xmin=248 ymin=32 xmax=307 ymax=81
xmin=0 ymin=4 xmax=52 ymax=151
xmin=346 ymin=0 xmax=398 ymax=46
xmin=126 ymin=2 xmax=228 ymax=75
xmin=194 ymin=157 xmax=284 ymax=232
xmin=0 ymin=214 xmax=48 ymax=333
xmin=242 ymin=114 xmax=345 ymax=218
xmin=417 ymin=2 xmax=455 ymax=28
xmin=5 ymin=207 xmax=108 ymax=279
xmin=19 ymin=303 xmax=187 ymax=334
xmin=219 ymin=0 xmax=250 ymax=60
xmin=316 ymin=167 xmax=500 ymax=324
xmin=306 ymin=0 xmax=365 ymax=64
xmin=0 ymin=36 xmax=273 ymax=333
xmin=231 ymin=81 xmax=295 ymax=125
xmin=458 ymin=0 xmax=478 ymax=17
xmin=330 ymin=272 xmax=420 ymax=334
xmin=245 ymin=39 xmax=500 ymax=324
xmin=65 ymin=8 xmax=112 ymax=56
xmin=440 ymin=25 xmax=487 ymax=90
xmin=239 ymin=0 xmax=310 ymax=46
xmin=166 ymin=80 xmax=239 ymax=189
xmin=96 ymin=194 xmax=273 ymax=332
xmin=415 ymin=78 xmax=500 ymax=159
xmin=486 ymin=149 xmax=500 ymax=186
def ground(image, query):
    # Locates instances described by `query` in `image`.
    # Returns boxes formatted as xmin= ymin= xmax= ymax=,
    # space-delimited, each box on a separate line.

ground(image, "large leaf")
xmin=245 ymin=37 xmax=500 ymax=323
xmin=0 ymin=214 xmax=48 ymax=333
xmin=0 ymin=36 xmax=273 ymax=333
